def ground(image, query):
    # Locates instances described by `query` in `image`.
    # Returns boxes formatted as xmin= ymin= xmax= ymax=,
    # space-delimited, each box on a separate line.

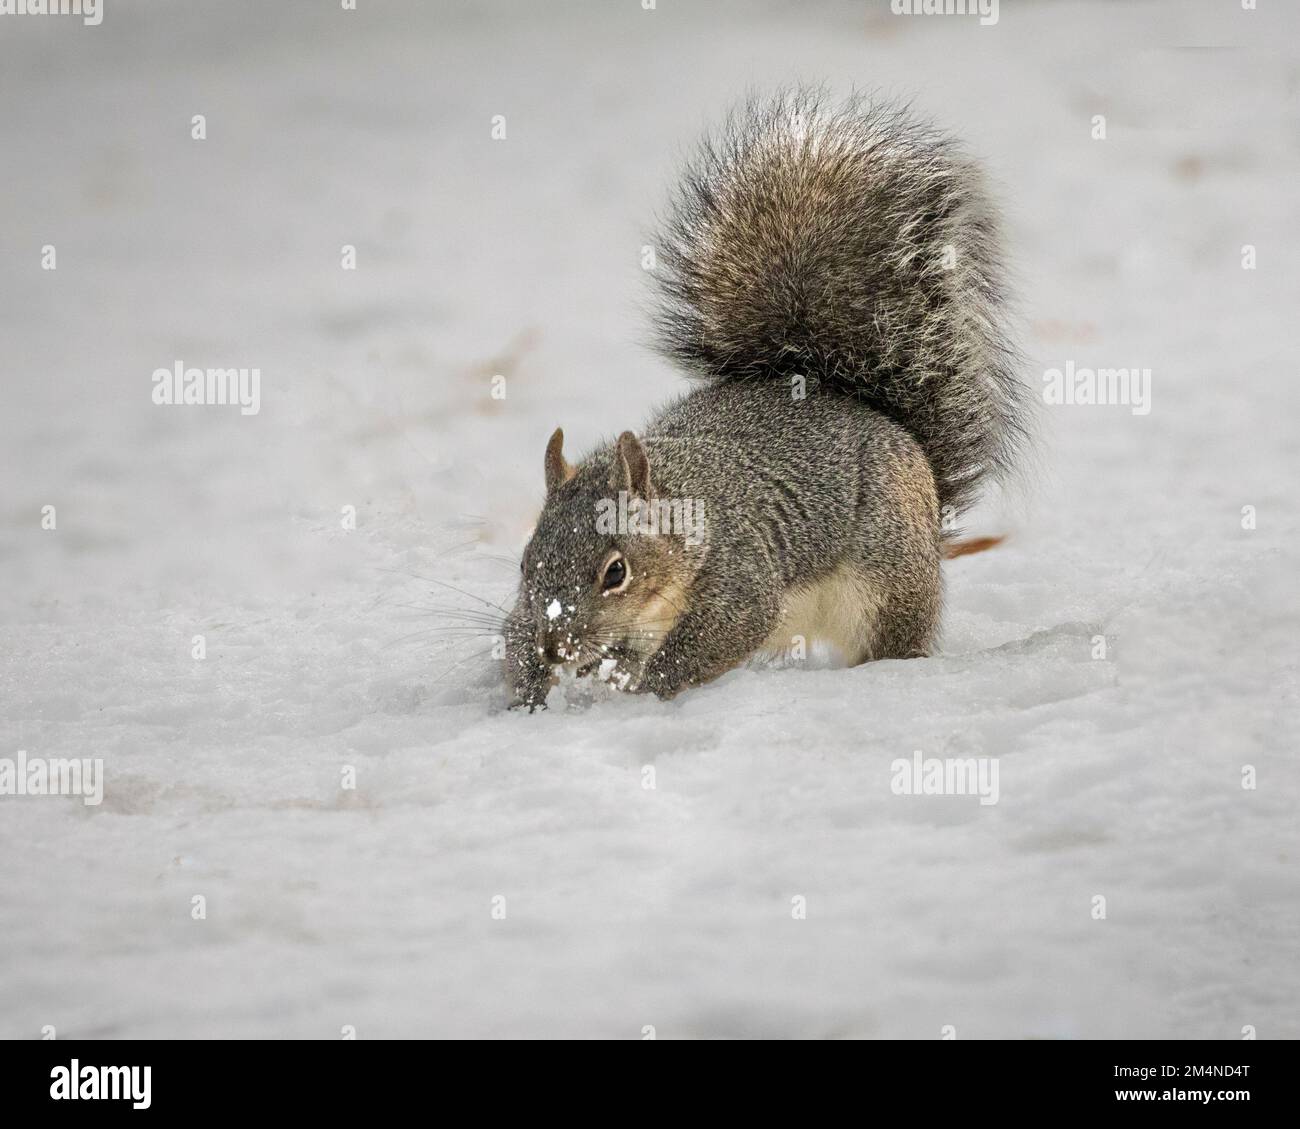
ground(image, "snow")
xmin=1 ymin=0 xmax=1296 ymax=1038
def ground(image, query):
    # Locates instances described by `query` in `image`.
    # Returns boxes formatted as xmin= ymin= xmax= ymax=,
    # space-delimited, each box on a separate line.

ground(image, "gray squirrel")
xmin=503 ymin=89 xmax=1030 ymax=709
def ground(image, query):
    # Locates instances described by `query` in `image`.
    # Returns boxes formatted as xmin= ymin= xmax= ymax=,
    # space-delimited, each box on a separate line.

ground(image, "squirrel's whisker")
xmin=375 ymin=567 xmax=512 ymax=616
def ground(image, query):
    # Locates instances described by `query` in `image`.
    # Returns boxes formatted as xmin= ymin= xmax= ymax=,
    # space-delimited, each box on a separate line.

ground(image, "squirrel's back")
xmin=653 ymin=87 xmax=1029 ymax=513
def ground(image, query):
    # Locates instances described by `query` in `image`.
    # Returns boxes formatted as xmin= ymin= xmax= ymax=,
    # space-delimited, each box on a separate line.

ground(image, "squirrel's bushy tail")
xmin=653 ymin=88 xmax=1029 ymax=512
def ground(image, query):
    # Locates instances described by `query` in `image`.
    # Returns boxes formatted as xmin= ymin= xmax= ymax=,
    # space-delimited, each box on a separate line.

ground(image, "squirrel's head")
xmin=516 ymin=428 xmax=702 ymax=673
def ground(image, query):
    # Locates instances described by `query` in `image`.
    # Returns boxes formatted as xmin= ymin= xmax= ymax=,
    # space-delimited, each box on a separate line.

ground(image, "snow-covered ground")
xmin=1 ymin=0 xmax=1296 ymax=1038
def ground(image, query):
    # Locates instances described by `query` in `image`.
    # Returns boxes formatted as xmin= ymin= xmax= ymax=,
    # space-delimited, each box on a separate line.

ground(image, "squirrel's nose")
xmin=538 ymin=629 xmax=569 ymax=664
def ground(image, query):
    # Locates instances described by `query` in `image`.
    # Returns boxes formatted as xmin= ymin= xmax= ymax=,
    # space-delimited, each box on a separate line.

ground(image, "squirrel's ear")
xmin=615 ymin=430 xmax=653 ymax=498
xmin=544 ymin=427 xmax=575 ymax=493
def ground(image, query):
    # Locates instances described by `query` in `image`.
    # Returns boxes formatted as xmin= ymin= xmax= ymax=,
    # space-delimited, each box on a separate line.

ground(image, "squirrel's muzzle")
xmin=538 ymin=627 xmax=574 ymax=665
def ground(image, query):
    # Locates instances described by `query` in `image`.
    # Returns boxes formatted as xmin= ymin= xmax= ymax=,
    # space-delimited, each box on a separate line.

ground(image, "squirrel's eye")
xmin=601 ymin=555 xmax=627 ymax=592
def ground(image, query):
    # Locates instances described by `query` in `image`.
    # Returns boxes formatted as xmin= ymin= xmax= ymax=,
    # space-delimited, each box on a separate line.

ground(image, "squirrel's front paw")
xmin=507 ymin=674 xmax=554 ymax=711
xmin=504 ymin=656 xmax=555 ymax=714
xmin=633 ymin=656 xmax=686 ymax=700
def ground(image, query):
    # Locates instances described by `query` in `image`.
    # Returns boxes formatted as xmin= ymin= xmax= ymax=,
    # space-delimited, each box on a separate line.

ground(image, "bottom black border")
xmin=2 ymin=1038 xmax=1284 ymax=1115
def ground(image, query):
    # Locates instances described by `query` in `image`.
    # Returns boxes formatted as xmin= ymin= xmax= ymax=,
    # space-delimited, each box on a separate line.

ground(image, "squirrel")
xmin=503 ymin=89 xmax=1030 ymax=709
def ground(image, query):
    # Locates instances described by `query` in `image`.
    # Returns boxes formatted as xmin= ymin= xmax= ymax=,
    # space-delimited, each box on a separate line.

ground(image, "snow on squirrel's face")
xmin=514 ymin=470 xmax=691 ymax=676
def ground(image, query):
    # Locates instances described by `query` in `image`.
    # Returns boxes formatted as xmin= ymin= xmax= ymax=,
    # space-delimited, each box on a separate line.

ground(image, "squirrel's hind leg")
xmin=848 ymin=540 xmax=943 ymax=663
xmin=855 ymin=571 xmax=941 ymax=662
xmin=846 ymin=437 xmax=944 ymax=663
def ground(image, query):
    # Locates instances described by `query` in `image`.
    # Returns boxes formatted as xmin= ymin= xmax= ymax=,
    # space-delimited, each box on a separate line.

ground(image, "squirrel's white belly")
xmin=760 ymin=562 xmax=885 ymax=666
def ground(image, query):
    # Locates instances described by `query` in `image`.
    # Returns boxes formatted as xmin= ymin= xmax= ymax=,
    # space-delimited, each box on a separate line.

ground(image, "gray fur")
xmin=503 ymin=90 xmax=1028 ymax=708
xmin=653 ymin=87 xmax=1028 ymax=512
